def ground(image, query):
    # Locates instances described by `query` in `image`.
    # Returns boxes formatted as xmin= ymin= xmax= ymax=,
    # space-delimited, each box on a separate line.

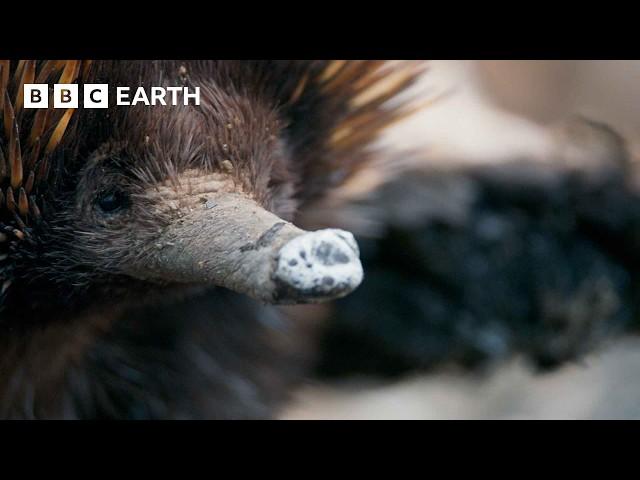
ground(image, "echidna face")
xmin=48 ymin=76 xmax=364 ymax=305
xmin=2 ymin=60 xmax=423 ymax=309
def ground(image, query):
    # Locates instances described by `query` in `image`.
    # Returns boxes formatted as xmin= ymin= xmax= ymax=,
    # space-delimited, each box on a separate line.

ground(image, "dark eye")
xmin=96 ymin=190 xmax=130 ymax=213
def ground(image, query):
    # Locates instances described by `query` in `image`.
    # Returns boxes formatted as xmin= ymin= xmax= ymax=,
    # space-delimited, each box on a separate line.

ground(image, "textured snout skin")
xmin=139 ymin=193 xmax=364 ymax=304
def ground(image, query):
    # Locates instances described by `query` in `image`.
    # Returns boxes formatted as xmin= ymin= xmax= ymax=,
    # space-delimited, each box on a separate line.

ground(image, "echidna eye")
xmin=96 ymin=190 xmax=130 ymax=214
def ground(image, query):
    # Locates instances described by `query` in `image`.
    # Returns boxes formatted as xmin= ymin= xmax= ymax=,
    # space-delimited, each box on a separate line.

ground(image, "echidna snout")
xmin=131 ymin=190 xmax=363 ymax=305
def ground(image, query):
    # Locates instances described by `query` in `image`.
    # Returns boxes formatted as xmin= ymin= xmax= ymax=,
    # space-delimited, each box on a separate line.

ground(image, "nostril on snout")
xmin=274 ymin=228 xmax=364 ymax=303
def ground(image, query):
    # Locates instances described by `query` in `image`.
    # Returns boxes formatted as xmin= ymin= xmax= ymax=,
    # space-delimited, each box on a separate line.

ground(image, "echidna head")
xmin=63 ymin=104 xmax=359 ymax=305
xmin=3 ymin=60 xmax=423 ymax=312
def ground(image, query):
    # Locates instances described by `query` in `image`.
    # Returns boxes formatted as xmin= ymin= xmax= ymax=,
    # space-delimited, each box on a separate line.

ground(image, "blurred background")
xmin=281 ymin=60 xmax=640 ymax=419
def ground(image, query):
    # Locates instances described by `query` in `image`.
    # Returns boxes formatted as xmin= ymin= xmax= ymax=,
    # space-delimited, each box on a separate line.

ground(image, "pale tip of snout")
xmin=273 ymin=228 xmax=364 ymax=303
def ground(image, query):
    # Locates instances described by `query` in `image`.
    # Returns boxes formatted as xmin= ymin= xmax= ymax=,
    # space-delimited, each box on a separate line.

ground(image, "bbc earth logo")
xmin=24 ymin=84 xmax=201 ymax=108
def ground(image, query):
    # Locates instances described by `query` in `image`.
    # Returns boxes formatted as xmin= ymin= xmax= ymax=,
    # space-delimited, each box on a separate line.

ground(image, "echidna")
xmin=0 ymin=60 xmax=425 ymax=418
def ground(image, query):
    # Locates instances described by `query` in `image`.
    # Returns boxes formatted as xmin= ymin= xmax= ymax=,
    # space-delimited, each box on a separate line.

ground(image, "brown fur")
xmin=0 ymin=60 xmax=425 ymax=418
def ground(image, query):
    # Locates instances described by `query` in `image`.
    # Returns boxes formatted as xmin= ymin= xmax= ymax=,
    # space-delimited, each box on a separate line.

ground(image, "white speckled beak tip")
xmin=274 ymin=229 xmax=364 ymax=302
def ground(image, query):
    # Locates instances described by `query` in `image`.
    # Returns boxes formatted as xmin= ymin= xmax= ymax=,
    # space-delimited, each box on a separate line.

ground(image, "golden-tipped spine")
xmin=0 ymin=59 xmax=88 ymax=257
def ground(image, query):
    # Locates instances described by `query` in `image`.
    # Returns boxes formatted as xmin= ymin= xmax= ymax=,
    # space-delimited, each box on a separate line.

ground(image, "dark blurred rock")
xmin=317 ymin=118 xmax=640 ymax=378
